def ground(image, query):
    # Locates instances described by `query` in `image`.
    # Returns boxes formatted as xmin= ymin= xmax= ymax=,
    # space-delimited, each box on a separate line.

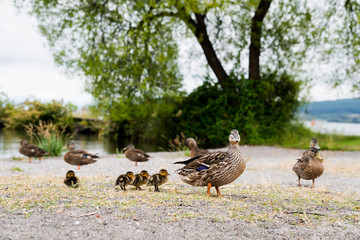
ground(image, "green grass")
xmin=0 ymin=176 xmax=359 ymax=226
xmin=266 ymin=123 xmax=360 ymax=151
xmin=9 ymin=167 xmax=24 ymax=172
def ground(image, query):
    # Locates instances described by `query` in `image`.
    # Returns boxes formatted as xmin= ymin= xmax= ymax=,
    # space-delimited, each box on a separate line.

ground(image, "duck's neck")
xmin=310 ymin=147 xmax=319 ymax=154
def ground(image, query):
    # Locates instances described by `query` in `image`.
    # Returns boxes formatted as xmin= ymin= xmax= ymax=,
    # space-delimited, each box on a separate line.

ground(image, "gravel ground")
xmin=1 ymin=145 xmax=360 ymax=239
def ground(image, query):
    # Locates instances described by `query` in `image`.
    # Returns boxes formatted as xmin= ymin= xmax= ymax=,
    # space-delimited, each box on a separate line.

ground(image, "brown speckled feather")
xmin=19 ymin=140 xmax=48 ymax=158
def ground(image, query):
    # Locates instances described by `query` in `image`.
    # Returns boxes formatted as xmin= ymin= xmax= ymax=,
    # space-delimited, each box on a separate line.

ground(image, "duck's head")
xmin=310 ymin=138 xmax=320 ymax=150
xmin=185 ymin=138 xmax=197 ymax=148
xmin=126 ymin=171 xmax=135 ymax=179
xmin=66 ymin=170 xmax=76 ymax=178
xmin=140 ymin=170 xmax=149 ymax=178
xmin=66 ymin=142 xmax=76 ymax=150
xmin=123 ymin=144 xmax=135 ymax=151
xmin=159 ymin=169 xmax=171 ymax=176
xmin=20 ymin=139 xmax=28 ymax=145
xmin=229 ymin=129 xmax=241 ymax=145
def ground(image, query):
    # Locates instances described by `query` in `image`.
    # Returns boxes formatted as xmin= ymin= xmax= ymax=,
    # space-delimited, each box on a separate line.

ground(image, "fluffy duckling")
xmin=63 ymin=170 xmax=80 ymax=188
xmin=115 ymin=171 xmax=135 ymax=190
xmin=186 ymin=138 xmax=210 ymax=158
xmin=147 ymin=169 xmax=171 ymax=192
xmin=123 ymin=144 xmax=150 ymax=166
xmin=19 ymin=139 xmax=48 ymax=163
xmin=63 ymin=142 xmax=99 ymax=170
xmin=175 ymin=129 xmax=246 ymax=197
xmin=293 ymin=138 xmax=324 ymax=188
xmin=132 ymin=170 xmax=150 ymax=190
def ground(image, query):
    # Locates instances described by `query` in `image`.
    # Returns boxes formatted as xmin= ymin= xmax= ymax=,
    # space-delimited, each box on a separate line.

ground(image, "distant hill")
xmin=301 ymin=98 xmax=360 ymax=123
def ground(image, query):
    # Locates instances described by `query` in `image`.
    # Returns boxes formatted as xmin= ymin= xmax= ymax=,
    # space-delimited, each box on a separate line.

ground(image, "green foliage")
xmin=4 ymin=99 xmax=76 ymax=130
xmin=24 ymin=121 xmax=72 ymax=156
xmin=0 ymin=92 xmax=15 ymax=126
xmin=168 ymin=72 xmax=302 ymax=146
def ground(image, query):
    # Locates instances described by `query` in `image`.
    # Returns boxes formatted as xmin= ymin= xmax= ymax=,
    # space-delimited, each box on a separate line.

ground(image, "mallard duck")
xmin=115 ymin=171 xmax=135 ymax=190
xmin=132 ymin=170 xmax=150 ymax=190
xmin=175 ymin=129 xmax=246 ymax=197
xmin=19 ymin=139 xmax=48 ymax=163
xmin=63 ymin=142 xmax=99 ymax=170
xmin=147 ymin=169 xmax=171 ymax=192
xmin=63 ymin=170 xmax=80 ymax=188
xmin=293 ymin=138 xmax=324 ymax=188
xmin=123 ymin=144 xmax=150 ymax=166
xmin=186 ymin=138 xmax=210 ymax=158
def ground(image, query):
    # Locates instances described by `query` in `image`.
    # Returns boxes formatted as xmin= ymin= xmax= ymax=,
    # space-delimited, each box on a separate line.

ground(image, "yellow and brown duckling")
xmin=147 ymin=169 xmax=171 ymax=192
xmin=63 ymin=170 xmax=80 ymax=188
xmin=132 ymin=170 xmax=150 ymax=190
xmin=63 ymin=142 xmax=99 ymax=170
xmin=19 ymin=139 xmax=48 ymax=163
xmin=115 ymin=171 xmax=135 ymax=190
xmin=123 ymin=144 xmax=150 ymax=166
xmin=175 ymin=129 xmax=246 ymax=197
xmin=186 ymin=138 xmax=210 ymax=158
xmin=293 ymin=138 xmax=324 ymax=188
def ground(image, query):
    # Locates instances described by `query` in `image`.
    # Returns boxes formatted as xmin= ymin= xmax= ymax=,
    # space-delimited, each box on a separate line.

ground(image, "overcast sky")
xmin=0 ymin=1 xmax=357 ymax=108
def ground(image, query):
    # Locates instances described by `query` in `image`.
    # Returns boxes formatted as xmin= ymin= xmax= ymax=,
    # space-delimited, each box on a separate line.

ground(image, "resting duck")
xmin=186 ymin=138 xmax=210 ymax=158
xmin=293 ymin=138 xmax=324 ymax=187
xmin=63 ymin=170 xmax=80 ymax=188
xmin=132 ymin=170 xmax=150 ymax=190
xmin=147 ymin=169 xmax=170 ymax=192
xmin=63 ymin=142 xmax=99 ymax=170
xmin=175 ymin=129 xmax=246 ymax=197
xmin=115 ymin=171 xmax=135 ymax=190
xmin=123 ymin=144 xmax=150 ymax=166
xmin=19 ymin=139 xmax=48 ymax=163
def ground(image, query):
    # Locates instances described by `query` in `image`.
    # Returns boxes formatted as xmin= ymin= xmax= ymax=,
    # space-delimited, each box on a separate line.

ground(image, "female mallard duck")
xmin=115 ymin=171 xmax=135 ymax=190
xmin=186 ymin=138 xmax=210 ymax=158
xmin=123 ymin=144 xmax=150 ymax=166
xmin=147 ymin=169 xmax=171 ymax=192
xmin=293 ymin=138 xmax=324 ymax=188
xmin=63 ymin=170 xmax=80 ymax=188
xmin=132 ymin=170 xmax=150 ymax=190
xmin=19 ymin=139 xmax=48 ymax=163
xmin=63 ymin=142 xmax=99 ymax=170
xmin=175 ymin=129 xmax=246 ymax=197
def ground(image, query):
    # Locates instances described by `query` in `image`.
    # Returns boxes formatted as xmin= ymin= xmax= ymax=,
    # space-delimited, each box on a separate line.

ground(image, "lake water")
xmin=1 ymin=121 xmax=360 ymax=158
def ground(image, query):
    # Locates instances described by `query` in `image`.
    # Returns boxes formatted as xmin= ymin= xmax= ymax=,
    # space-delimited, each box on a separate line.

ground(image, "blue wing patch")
xmin=196 ymin=165 xmax=208 ymax=171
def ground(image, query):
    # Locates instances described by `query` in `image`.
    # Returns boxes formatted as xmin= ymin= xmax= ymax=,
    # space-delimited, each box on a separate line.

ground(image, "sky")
xmin=0 ymin=1 xmax=357 ymax=108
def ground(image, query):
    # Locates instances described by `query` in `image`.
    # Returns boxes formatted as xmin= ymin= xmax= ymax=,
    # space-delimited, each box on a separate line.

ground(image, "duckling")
xmin=293 ymin=138 xmax=324 ymax=188
xmin=19 ymin=139 xmax=48 ymax=163
xmin=63 ymin=142 xmax=99 ymax=170
xmin=132 ymin=170 xmax=150 ymax=190
xmin=175 ymin=129 xmax=246 ymax=197
xmin=186 ymin=138 xmax=210 ymax=158
xmin=147 ymin=169 xmax=171 ymax=192
xmin=63 ymin=170 xmax=80 ymax=188
xmin=115 ymin=171 xmax=135 ymax=190
xmin=123 ymin=144 xmax=150 ymax=166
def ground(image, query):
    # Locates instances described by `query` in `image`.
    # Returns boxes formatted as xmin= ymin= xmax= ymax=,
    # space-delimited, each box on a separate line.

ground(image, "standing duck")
xmin=174 ymin=129 xmax=246 ymax=197
xmin=293 ymin=138 xmax=324 ymax=188
xmin=115 ymin=171 xmax=135 ymax=190
xmin=186 ymin=138 xmax=210 ymax=158
xmin=63 ymin=170 xmax=80 ymax=188
xmin=19 ymin=139 xmax=48 ymax=163
xmin=132 ymin=170 xmax=150 ymax=190
xmin=147 ymin=169 xmax=171 ymax=192
xmin=123 ymin=144 xmax=150 ymax=166
xmin=63 ymin=142 xmax=99 ymax=170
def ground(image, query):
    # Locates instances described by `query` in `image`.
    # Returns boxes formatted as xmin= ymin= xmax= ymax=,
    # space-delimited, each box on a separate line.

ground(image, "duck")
xmin=19 ymin=139 xmax=48 ymax=163
xmin=186 ymin=138 xmax=210 ymax=158
xmin=132 ymin=170 xmax=150 ymax=190
xmin=63 ymin=142 xmax=99 ymax=170
xmin=115 ymin=171 xmax=135 ymax=190
xmin=123 ymin=144 xmax=150 ymax=166
xmin=63 ymin=170 xmax=80 ymax=188
xmin=174 ymin=129 xmax=246 ymax=197
xmin=293 ymin=138 xmax=324 ymax=188
xmin=147 ymin=169 xmax=171 ymax=192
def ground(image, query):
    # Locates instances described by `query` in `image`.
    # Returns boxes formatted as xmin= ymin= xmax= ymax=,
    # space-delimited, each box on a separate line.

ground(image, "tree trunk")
xmin=249 ymin=0 xmax=273 ymax=84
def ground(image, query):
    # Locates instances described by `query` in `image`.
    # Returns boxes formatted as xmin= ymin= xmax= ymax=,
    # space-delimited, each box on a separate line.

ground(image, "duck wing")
xmin=133 ymin=148 xmax=150 ymax=158
xmin=174 ymin=151 xmax=228 ymax=170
